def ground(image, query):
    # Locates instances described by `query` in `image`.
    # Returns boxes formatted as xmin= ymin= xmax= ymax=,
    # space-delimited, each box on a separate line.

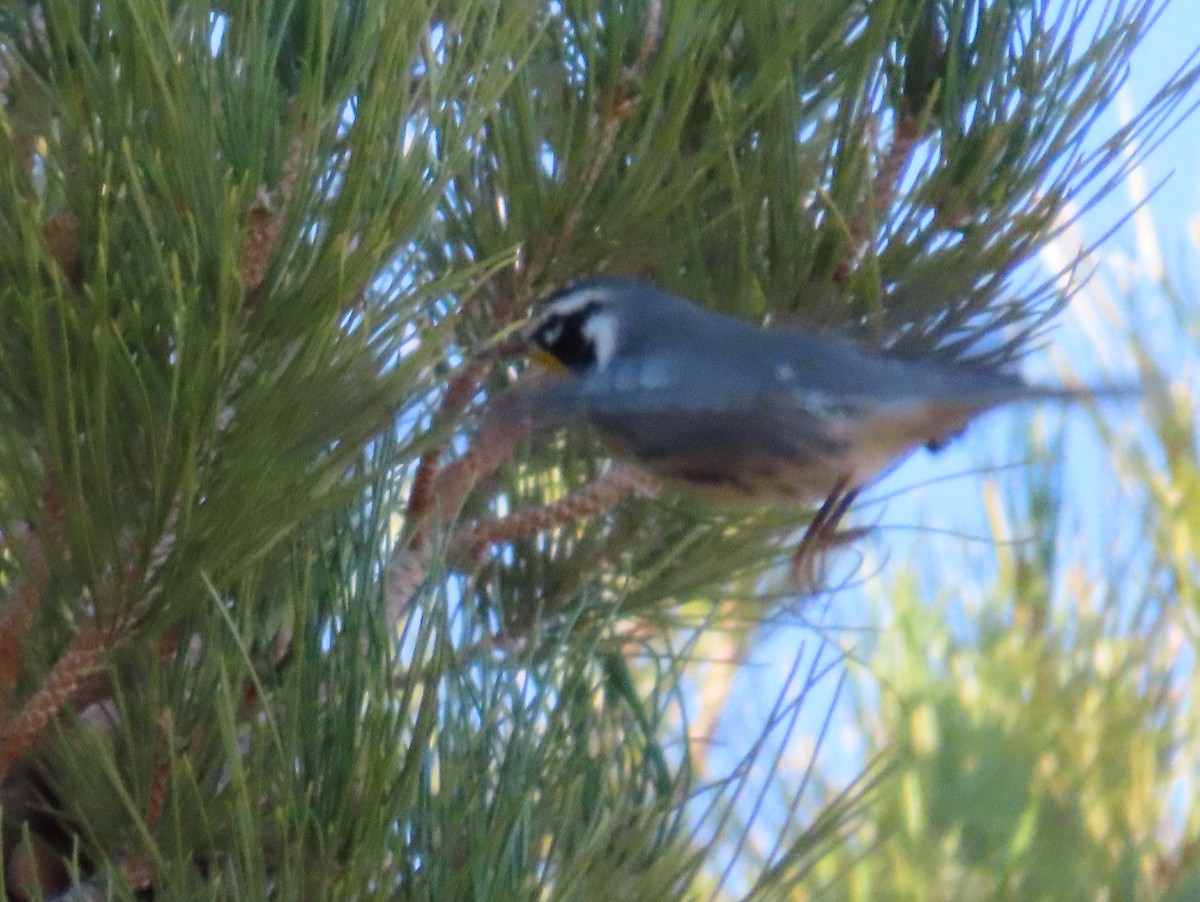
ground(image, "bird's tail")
xmin=911 ymin=370 xmax=1140 ymax=407
xmin=991 ymin=382 xmax=1140 ymax=404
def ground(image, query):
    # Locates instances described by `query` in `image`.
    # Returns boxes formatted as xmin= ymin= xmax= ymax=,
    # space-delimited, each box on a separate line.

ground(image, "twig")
xmin=0 ymin=629 xmax=107 ymax=781
xmin=120 ymin=497 xmax=181 ymax=629
xmin=873 ymin=115 xmax=921 ymax=219
xmin=41 ymin=209 xmax=81 ymax=284
xmin=388 ymin=376 xmax=650 ymax=622
xmin=425 ymin=387 xmax=545 ymax=519
xmin=146 ymin=710 xmax=172 ymax=827
xmin=142 ymin=502 xmax=179 ymax=591
xmin=0 ymin=531 xmax=48 ymax=716
xmin=531 ymin=0 xmax=663 ymax=281
xmin=836 ymin=115 xmax=922 ymax=284
xmin=384 ymin=545 xmax=432 ymax=625
xmin=440 ymin=469 xmax=659 ymax=645
xmin=118 ymin=853 xmax=155 ymax=893
xmin=240 ymin=133 xmax=306 ymax=294
xmin=634 ymin=1 xmax=663 ymax=73
xmin=577 ymin=0 xmax=662 ymax=196
xmin=404 ymin=366 xmax=486 ymax=549
xmin=452 ymin=466 xmax=660 ymax=555
xmin=384 ymin=390 xmax=536 ymax=620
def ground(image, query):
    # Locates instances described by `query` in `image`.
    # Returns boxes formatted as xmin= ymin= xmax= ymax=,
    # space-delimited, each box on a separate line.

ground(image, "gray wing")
xmin=531 ymin=354 xmax=851 ymax=497
xmin=756 ymin=326 xmax=1130 ymax=406
xmin=521 ymin=336 xmax=1129 ymax=497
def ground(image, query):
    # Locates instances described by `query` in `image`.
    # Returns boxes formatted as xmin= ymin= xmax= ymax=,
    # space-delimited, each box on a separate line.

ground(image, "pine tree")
xmin=0 ymin=0 xmax=1194 ymax=898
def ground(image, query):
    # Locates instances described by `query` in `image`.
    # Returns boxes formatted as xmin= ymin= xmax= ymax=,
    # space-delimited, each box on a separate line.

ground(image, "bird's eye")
xmin=538 ymin=320 xmax=563 ymax=348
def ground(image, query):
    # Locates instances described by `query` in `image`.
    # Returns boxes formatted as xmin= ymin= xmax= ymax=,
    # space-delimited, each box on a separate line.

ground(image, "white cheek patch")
xmin=582 ymin=311 xmax=619 ymax=368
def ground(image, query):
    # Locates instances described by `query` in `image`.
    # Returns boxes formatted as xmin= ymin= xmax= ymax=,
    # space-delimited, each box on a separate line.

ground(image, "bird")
xmin=511 ymin=275 xmax=1128 ymax=577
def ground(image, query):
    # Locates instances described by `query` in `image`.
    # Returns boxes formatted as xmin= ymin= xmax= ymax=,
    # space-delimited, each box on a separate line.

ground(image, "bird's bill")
xmin=528 ymin=346 xmax=571 ymax=373
xmin=474 ymin=317 xmax=572 ymax=373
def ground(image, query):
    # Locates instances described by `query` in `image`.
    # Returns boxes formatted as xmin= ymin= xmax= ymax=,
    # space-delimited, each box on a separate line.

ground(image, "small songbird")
xmin=517 ymin=275 xmax=1121 ymax=511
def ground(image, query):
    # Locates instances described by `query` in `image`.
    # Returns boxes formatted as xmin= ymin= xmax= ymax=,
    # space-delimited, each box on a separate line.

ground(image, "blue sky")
xmin=701 ymin=2 xmax=1200 ymax=858
xmin=866 ymin=0 xmax=1199 ymax=605
xmin=1124 ymin=1 xmax=1200 ymax=226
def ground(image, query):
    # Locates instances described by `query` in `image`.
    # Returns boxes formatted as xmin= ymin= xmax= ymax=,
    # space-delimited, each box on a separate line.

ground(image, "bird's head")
xmin=522 ymin=276 xmax=630 ymax=374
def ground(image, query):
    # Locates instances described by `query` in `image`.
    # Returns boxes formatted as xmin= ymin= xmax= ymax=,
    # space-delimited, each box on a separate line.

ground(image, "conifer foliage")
xmin=0 ymin=0 xmax=1193 ymax=898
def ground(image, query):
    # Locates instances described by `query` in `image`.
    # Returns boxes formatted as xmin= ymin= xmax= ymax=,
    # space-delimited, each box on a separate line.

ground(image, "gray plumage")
xmin=519 ymin=275 xmax=1125 ymax=503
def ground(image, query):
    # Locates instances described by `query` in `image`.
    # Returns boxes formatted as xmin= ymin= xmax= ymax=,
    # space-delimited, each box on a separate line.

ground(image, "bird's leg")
xmin=789 ymin=480 xmax=862 ymax=590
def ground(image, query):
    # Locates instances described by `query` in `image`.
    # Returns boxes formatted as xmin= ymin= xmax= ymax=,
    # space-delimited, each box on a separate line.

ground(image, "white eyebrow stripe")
xmin=540 ymin=287 xmax=610 ymax=318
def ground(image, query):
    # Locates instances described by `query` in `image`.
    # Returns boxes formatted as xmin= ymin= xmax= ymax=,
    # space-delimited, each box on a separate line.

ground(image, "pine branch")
xmin=0 ymin=0 xmax=1194 ymax=896
xmin=0 ymin=629 xmax=107 ymax=781
xmin=0 ymin=530 xmax=48 ymax=717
